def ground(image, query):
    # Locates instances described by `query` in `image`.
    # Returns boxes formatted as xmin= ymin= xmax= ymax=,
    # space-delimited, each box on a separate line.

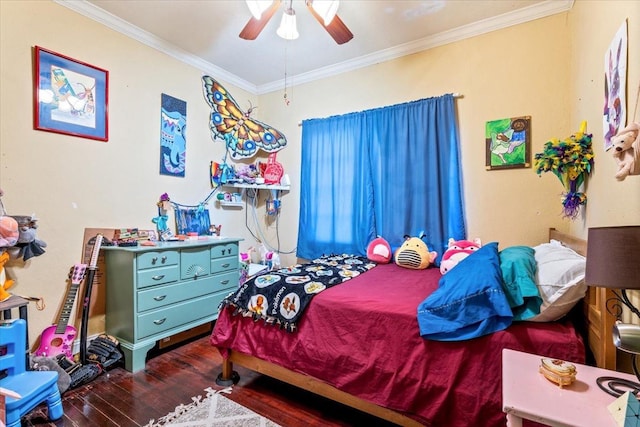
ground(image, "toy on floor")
xmin=611 ymin=122 xmax=640 ymax=181
xmin=394 ymin=233 xmax=437 ymax=270
xmin=440 ymin=238 xmax=482 ymax=274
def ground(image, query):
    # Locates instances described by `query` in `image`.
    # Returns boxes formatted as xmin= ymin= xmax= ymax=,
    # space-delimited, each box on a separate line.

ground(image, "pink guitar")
xmin=35 ymin=263 xmax=87 ymax=358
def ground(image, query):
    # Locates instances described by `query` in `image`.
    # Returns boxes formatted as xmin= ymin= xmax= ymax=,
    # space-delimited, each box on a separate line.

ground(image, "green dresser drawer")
xmin=211 ymin=270 xmax=239 ymax=291
xmin=181 ymin=247 xmax=211 ymax=279
xmin=211 ymin=255 xmax=238 ymax=274
xmin=137 ymin=251 xmax=179 ymax=270
xmin=137 ymin=276 xmax=218 ymax=312
xmin=137 ymin=264 xmax=180 ymax=289
xmin=137 ymin=293 xmax=223 ymax=339
xmin=104 ymin=238 xmax=242 ymax=372
xmin=211 ymin=242 xmax=238 ymax=259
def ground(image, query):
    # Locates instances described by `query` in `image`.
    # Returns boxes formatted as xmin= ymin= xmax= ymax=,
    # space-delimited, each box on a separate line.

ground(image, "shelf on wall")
xmin=223 ymin=182 xmax=290 ymax=191
xmin=218 ymin=201 xmax=244 ymax=208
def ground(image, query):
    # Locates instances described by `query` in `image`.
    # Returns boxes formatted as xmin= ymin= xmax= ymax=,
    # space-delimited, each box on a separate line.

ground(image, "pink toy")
xmin=367 ymin=236 xmax=392 ymax=264
xmin=440 ymin=238 xmax=482 ymax=275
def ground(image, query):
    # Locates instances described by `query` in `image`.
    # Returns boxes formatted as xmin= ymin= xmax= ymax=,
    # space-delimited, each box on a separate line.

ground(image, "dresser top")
xmin=102 ymin=236 xmax=241 ymax=252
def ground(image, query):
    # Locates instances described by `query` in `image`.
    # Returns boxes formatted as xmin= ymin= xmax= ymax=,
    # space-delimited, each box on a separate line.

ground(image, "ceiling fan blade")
xmin=239 ymin=0 xmax=282 ymax=40
xmin=306 ymin=1 xmax=353 ymax=45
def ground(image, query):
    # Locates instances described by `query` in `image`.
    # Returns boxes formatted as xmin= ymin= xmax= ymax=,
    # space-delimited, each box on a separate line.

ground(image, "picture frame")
xmin=485 ymin=116 xmax=531 ymax=170
xmin=34 ymin=46 xmax=109 ymax=141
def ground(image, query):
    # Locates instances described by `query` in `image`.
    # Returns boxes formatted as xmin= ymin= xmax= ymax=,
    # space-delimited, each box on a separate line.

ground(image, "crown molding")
xmin=55 ymin=0 xmax=573 ymax=96
xmin=53 ymin=0 xmax=258 ymax=94
xmin=257 ymin=0 xmax=574 ymax=94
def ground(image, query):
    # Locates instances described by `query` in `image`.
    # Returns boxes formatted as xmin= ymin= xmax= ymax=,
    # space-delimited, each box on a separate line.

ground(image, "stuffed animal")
xmin=366 ymin=236 xmax=392 ymax=264
xmin=9 ymin=215 xmax=46 ymax=261
xmin=0 ymin=251 xmax=15 ymax=302
xmin=439 ymin=238 xmax=482 ymax=275
xmin=0 ymin=215 xmax=19 ymax=248
xmin=612 ymin=122 xmax=640 ymax=181
xmin=394 ymin=234 xmax=437 ymax=270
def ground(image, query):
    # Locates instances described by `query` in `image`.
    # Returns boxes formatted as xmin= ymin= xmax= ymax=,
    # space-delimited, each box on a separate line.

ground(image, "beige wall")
xmin=569 ymin=0 xmax=640 ymax=237
xmin=1 ymin=0 xmax=638 ymax=348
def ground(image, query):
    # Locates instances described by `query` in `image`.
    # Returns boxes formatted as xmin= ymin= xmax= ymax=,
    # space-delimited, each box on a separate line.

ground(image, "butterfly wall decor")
xmin=202 ymin=75 xmax=287 ymax=159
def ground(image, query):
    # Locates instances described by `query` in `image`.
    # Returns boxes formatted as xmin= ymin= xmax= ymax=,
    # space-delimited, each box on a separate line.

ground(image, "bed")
xmin=210 ymin=229 xmax=615 ymax=426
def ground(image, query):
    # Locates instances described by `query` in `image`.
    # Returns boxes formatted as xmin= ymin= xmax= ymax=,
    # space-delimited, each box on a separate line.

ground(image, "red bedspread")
xmin=211 ymin=263 xmax=585 ymax=426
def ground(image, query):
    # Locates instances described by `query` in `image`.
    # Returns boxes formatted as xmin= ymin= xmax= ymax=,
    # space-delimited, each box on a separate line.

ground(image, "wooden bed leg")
xmin=216 ymin=357 xmax=240 ymax=386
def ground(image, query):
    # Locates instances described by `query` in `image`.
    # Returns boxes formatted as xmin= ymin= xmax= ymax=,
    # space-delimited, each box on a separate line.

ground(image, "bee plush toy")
xmin=394 ymin=233 xmax=437 ymax=270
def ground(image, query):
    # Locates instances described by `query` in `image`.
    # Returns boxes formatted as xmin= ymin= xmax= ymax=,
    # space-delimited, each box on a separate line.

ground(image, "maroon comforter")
xmin=211 ymin=263 xmax=585 ymax=426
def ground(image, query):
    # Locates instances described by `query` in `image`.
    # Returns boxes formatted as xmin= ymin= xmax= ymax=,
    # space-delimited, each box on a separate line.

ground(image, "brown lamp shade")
xmin=585 ymin=226 xmax=640 ymax=289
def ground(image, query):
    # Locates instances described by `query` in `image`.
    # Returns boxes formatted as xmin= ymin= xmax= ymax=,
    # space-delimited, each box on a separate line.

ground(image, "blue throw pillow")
xmin=417 ymin=242 xmax=513 ymax=341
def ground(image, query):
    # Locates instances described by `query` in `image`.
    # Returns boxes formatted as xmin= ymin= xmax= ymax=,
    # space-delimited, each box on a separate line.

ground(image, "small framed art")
xmin=485 ymin=116 xmax=531 ymax=170
xmin=34 ymin=46 xmax=109 ymax=141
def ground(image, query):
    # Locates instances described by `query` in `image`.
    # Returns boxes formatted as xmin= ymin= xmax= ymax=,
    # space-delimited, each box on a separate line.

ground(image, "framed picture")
xmin=34 ymin=46 xmax=109 ymax=141
xmin=485 ymin=116 xmax=531 ymax=170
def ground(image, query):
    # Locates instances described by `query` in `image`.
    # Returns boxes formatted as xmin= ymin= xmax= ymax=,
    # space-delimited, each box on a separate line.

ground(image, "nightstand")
xmin=502 ymin=348 xmax=639 ymax=426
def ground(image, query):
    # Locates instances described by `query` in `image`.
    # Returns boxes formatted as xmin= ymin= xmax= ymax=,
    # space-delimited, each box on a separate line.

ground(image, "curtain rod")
xmin=298 ymin=93 xmax=463 ymax=126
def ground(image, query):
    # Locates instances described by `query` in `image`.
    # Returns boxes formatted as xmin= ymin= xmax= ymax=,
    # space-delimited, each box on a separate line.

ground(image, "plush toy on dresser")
xmin=611 ymin=122 xmax=640 ymax=181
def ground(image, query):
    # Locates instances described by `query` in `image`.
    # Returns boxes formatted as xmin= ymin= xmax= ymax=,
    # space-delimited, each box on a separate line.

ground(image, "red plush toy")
xmin=439 ymin=238 xmax=482 ymax=274
xmin=367 ymin=236 xmax=392 ymax=263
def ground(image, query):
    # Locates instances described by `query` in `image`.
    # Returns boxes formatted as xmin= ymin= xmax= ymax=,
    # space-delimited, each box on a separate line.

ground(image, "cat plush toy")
xmin=440 ymin=238 xmax=482 ymax=274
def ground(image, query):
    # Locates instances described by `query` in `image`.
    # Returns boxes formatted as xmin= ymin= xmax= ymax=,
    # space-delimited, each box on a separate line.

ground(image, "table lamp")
xmin=585 ymin=226 xmax=640 ymax=396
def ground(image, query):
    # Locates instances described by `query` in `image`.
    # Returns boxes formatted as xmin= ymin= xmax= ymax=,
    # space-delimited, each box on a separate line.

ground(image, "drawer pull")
xmin=153 ymin=295 xmax=167 ymax=301
xmin=153 ymin=318 xmax=167 ymax=325
xmin=222 ymin=263 xmax=230 ymax=268
xmin=221 ymin=280 xmax=230 ymax=285
xmin=161 ymin=255 xmax=167 ymax=263
xmin=152 ymin=257 xmax=158 ymax=265
xmin=152 ymin=275 xmax=165 ymax=281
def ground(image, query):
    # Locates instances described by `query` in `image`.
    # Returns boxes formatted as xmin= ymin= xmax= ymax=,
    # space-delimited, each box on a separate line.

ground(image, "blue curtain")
xmin=297 ymin=94 xmax=465 ymax=261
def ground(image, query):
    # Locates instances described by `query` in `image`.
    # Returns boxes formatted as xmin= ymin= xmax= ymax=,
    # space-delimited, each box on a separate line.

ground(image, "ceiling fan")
xmin=240 ymin=0 xmax=354 ymax=45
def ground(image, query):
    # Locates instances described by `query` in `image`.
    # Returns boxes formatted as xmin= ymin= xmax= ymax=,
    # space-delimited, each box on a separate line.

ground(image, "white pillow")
xmin=528 ymin=239 xmax=587 ymax=322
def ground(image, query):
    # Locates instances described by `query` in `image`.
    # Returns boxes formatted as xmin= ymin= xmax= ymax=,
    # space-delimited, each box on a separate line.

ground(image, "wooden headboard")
xmin=549 ymin=228 xmax=616 ymax=370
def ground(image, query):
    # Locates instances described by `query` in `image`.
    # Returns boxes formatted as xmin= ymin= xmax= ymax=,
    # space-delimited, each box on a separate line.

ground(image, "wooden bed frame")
xmin=217 ymin=228 xmax=616 ymax=426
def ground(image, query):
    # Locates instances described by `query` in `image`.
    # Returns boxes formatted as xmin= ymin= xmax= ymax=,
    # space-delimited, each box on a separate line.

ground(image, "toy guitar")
xmin=79 ymin=234 xmax=103 ymax=364
xmin=34 ymin=263 xmax=87 ymax=358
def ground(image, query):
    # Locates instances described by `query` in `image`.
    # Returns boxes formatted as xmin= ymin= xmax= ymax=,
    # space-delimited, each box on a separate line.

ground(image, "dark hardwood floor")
xmin=23 ymin=331 xmax=400 ymax=427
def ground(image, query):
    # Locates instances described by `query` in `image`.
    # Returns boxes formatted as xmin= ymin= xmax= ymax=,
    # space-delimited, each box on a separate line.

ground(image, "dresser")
xmin=103 ymin=237 xmax=240 ymax=372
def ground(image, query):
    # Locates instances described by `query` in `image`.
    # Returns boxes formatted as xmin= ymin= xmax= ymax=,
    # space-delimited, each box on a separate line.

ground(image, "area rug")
xmin=145 ymin=387 xmax=282 ymax=427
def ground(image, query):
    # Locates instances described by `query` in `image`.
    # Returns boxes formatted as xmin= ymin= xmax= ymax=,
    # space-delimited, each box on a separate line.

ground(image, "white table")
xmin=502 ymin=348 xmax=639 ymax=426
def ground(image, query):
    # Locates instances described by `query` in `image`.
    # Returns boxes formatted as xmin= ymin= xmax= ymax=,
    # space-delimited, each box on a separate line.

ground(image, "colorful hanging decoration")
xmin=534 ymin=121 xmax=594 ymax=219
xmin=202 ymin=76 xmax=287 ymax=159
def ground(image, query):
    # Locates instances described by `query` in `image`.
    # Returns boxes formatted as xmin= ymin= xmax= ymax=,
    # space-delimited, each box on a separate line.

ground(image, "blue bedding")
xmin=417 ymin=242 xmax=513 ymax=341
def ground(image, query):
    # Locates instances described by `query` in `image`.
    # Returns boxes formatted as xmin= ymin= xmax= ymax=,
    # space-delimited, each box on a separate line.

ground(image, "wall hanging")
xmin=603 ymin=20 xmax=628 ymax=150
xmin=34 ymin=46 xmax=108 ymax=141
xmin=534 ymin=121 xmax=594 ymax=219
xmin=202 ymin=75 xmax=287 ymax=159
xmin=485 ymin=116 xmax=531 ymax=170
xmin=159 ymin=93 xmax=186 ymax=177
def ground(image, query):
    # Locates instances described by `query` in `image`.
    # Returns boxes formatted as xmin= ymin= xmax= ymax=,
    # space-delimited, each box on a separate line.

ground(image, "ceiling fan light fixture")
xmin=276 ymin=7 xmax=299 ymax=40
xmin=245 ymin=0 xmax=273 ymax=19
xmin=311 ymin=0 xmax=339 ymax=25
